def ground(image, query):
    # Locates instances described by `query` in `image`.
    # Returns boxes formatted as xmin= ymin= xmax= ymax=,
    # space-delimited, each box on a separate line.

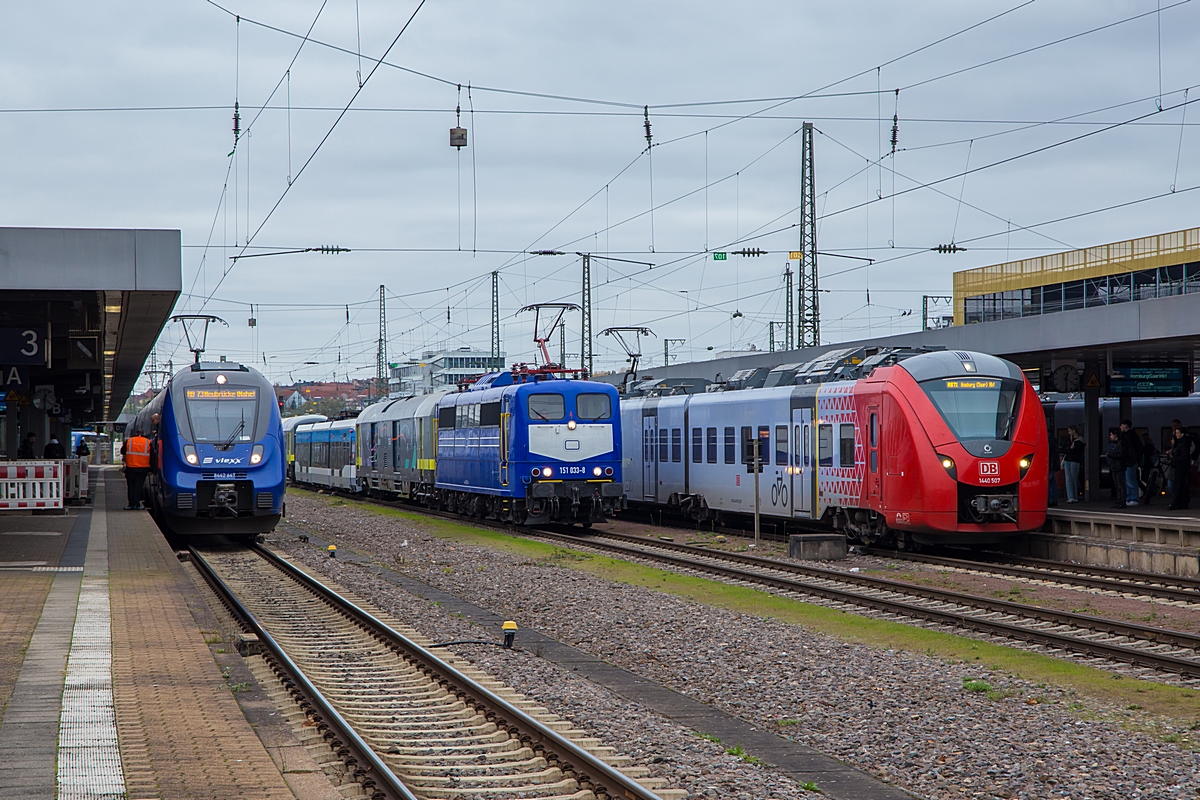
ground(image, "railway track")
xmin=294 ymin=486 xmax=1200 ymax=681
xmin=862 ymin=549 xmax=1200 ymax=605
xmin=519 ymin=528 xmax=1200 ymax=682
xmin=188 ymin=540 xmax=674 ymax=800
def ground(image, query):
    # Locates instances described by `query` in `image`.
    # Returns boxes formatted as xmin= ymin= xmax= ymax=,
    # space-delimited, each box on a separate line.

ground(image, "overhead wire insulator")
xmin=232 ymin=101 xmax=241 ymax=142
xmin=932 ymin=243 xmax=966 ymax=254
xmin=643 ymin=105 xmax=652 ymax=149
xmin=732 ymin=248 xmax=767 ymax=257
xmin=890 ymin=114 xmax=899 ymax=155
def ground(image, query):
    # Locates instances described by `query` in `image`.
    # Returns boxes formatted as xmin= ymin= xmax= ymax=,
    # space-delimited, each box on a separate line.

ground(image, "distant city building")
xmin=389 ymin=346 xmax=505 ymax=395
xmin=278 ymin=390 xmax=307 ymax=410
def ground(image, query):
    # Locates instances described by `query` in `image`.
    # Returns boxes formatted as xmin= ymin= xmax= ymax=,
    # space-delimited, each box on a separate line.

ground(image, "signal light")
xmin=531 ymin=467 xmax=540 ymax=476
xmin=604 ymin=467 xmax=613 ymax=476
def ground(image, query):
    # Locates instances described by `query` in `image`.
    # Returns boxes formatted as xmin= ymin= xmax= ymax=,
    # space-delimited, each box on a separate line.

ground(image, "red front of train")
xmin=853 ymin=350 xmax=1047 ymax=545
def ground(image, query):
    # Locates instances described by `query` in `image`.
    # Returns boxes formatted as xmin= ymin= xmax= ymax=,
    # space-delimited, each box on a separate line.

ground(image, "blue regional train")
xmin=136 ymin=361 xmax=285 ymax=537
xmin=292 ymin=368 xmax=624 ymax=526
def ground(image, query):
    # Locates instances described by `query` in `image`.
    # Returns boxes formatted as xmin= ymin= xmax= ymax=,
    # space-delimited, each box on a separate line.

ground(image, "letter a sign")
xmin=2 ymin=366 xmax=28 ymax=390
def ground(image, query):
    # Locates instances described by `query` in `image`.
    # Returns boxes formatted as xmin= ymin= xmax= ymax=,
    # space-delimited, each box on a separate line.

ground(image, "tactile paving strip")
xmin=58 ymin=578 xmax=125 ymax=799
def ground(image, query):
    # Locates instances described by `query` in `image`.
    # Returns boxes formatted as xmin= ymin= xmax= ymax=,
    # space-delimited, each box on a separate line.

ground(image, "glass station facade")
xmin=954 ymin=228 xmax=1200 ymax=326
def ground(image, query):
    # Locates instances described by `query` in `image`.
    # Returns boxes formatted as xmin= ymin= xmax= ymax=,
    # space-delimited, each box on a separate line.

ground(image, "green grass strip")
xmin=290 ymin=488 xmax=1200 ymax=726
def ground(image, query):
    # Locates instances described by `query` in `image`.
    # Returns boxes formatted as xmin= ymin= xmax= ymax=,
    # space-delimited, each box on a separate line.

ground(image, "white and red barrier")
xmin=0 ymin=461 xmax=63 ymax=510
xmin=61 ymin=458 xmax=88 ymax=504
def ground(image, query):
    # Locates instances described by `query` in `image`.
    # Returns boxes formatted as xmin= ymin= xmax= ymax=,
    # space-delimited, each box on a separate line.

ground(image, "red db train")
xmin=621 ymin=349 xmax=1048 ymax=547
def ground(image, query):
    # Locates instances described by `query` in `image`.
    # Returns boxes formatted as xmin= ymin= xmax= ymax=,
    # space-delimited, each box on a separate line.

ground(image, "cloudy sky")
xmin=2 ymin=1 xmax=1198 ymax=386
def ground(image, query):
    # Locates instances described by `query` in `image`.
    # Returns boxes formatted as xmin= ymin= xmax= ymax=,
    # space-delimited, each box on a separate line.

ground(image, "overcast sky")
xmin=2 ymin=1 xmax=1198 ymax=387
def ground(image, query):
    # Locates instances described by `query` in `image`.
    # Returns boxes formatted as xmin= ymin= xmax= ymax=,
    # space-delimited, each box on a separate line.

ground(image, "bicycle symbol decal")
xmin=770 ymin=471 xmax=789 ymax=507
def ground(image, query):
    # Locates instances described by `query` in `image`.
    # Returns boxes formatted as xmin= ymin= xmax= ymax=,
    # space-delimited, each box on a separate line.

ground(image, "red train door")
xmin=867 ymin=405 xmax=881 ymax=501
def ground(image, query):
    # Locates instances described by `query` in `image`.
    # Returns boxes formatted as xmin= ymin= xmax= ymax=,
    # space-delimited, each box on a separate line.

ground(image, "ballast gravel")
xmin=280 ymin=493 xmax=1200 ymax=799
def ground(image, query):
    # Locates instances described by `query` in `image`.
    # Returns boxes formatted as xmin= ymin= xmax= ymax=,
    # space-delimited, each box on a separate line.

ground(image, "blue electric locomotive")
xmin=136 ymin=361 xmax=285 ymax=538
xmin=434 ymin=369 xmax=624 ymax=525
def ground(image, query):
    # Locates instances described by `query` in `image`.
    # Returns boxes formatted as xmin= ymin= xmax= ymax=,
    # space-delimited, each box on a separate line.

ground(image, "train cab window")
xmin=775 ymin=426 xmax=788 ymax=465
xmin=692 ymin=428 xmax=703 ymax=463
xmin=183 ymin=386 xmax=258 ymax=443
xmin=839 ymin=424 xmax=856 ymax=467
xmin=724 ymin=427 xmax=736 ymax=464
xmin=671 ymin=429 xmax=682 ymax=462
xmin=659 ymin=429 xmax=669 ymax=462
xmin=919 ymin=377 xmax=1022 ymax=441
xmin=818 ymin=424 xmax=833 ymax=467
xmin=576 ymin=393 xmax=612 ymax=420
xmin=528 ymin=393 xmax=566 ymax=421
xmin=706 ymin=427 xmax=718 ymax=464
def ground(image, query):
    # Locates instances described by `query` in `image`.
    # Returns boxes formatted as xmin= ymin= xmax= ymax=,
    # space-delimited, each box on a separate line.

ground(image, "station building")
xmin=956 ymin=227 xmax=1200 ymax=325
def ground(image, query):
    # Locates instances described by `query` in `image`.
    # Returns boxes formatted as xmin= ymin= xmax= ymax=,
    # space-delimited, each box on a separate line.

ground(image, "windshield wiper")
xmin=219 ymin=415 xmax=246 ymax=451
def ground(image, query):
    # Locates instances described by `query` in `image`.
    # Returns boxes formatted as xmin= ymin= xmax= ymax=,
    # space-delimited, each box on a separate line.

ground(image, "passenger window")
xmin=576 ymin=393 xmax=612 ymax=420
xmin=671 ymin=429 xmax=682 ymax=462
xmin=740 ymin=426 xmax=752 ymax=464
xmin=793 ymin=425 xmax=801 ymax=467
xmin=803 ymin=424 xmax=810 ymax=467
xmin=776 ymin=425 xmax=788 ymax=466
xmin=839 ymin=424 xmax=856 ymax=467
xmin=659 ymin=429 xmax=669 ymax=463
xmin=724 ymin=427 xmax=735 ymax=464
xmin=528 ymin=393 xmax=565 ymax=421
xmin=818 ymin=424 xmax=833 ymax=467
xmin=480 ymin=402 xmax=501 ymax=427
xmin=758 ymin=426 xmax=770 ymax=466
xmin=706 ymin=427 xmax=717 ymax=464
xmin=692 ymin=428 xmax=703 ymax=463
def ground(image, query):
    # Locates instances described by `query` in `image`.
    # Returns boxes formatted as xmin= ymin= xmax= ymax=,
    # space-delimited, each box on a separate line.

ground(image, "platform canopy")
xmin=0 ymin=226 xmax=181 ymax=426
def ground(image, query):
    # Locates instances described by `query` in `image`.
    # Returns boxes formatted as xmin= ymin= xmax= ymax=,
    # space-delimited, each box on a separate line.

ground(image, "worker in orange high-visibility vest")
xmin=122 ymin=430 xmax=151 ymax=510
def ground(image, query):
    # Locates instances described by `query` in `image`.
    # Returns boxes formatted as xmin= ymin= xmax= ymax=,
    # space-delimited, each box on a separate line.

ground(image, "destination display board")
xmin=1106 ymin=363 xmax=1190 ymax=397
xmin=185 ymin=388 xmax=257 ymax=400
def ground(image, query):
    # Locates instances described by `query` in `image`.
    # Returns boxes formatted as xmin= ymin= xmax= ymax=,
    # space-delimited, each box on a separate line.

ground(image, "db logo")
xmin=979 ymin=461 xmax=1000 ymax=476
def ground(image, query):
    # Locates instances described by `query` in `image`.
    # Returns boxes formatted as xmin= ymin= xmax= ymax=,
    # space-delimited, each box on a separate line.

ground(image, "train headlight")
xmin=938 ymin=455 xmax=957 ymax=481
xmin=250 ymin=444 xmax=265 ymax=465
xmin=183 ymin=444 xmax=198 ymax=465
xmin=593 ymin=466 xmax=602 ymax=476
xmin=216 ymin=374 xmax=227 ymax=385
xmin=542 ymin=467 xmax=553 ymax=478
xmin=567 ymin=419 xmax=577 ymax=430
xmin=1018 ymin=454 xmax=1033 ymax=479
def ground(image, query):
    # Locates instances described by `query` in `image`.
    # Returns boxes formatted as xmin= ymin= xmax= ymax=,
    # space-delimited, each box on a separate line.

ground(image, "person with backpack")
xmin=1107 ymin=429 xmax=1129 ymax=508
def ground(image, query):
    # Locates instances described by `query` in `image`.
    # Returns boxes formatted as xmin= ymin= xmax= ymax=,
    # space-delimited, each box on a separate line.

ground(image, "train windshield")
xmin=527 ymin=393 xmax=565 ymax=421
xmin=576 ymin=393 xmax=612 ymax=420
xmin=920 ymin=377 xmax=1022 ymax=441
xmin=184 ymin=387 xmax=258 ymax=444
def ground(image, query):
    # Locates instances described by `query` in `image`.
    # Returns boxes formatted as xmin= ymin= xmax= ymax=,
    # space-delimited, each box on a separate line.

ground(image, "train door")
xmin=500 ymin=397 xmax=510 ymax=487
xmin=642 ymin=415 xmax=657 ymax=500
xmin=867 ymin=405 xmax=881 ymax=501
xmin=791 ymin=407 xmax=813 ymax=517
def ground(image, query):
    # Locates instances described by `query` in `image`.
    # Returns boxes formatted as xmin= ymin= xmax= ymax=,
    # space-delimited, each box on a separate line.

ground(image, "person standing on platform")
xmin=1119 ymin=420 xmax=1141 ymax=507
xmin=1168 ymin=427 xmax=1193 ymax=511
xmin=1168 ymin=419 xmax=1198 ymax=499
xmin=75 ymin=439 xmax=90 ymax=460
xmin=1063 ymin=426 xmax=1084 ymax=504
xmin=122 ymin=430 xmax=151 ymax=510
xmin=17 ymin=432 xmax=36 ymax=459
xmin=1107 ymin=429 xmax=1128 ymax=508
xmin=43 ymin=434 xmax=66 ymax=459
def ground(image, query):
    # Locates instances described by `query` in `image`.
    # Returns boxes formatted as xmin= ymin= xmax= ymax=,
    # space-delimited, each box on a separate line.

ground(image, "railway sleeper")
xmin=396 ymin=755 xmax=551 ymax=776
xmin=398 ymin=766 xmax=568 ymax=788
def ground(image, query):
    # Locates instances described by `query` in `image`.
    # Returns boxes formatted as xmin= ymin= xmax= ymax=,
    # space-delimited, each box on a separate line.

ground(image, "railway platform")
xmin=0 ymin=467 xmax=333 ymax=800
xmin=1013 ymin=501 xmax=1200 ymax=577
